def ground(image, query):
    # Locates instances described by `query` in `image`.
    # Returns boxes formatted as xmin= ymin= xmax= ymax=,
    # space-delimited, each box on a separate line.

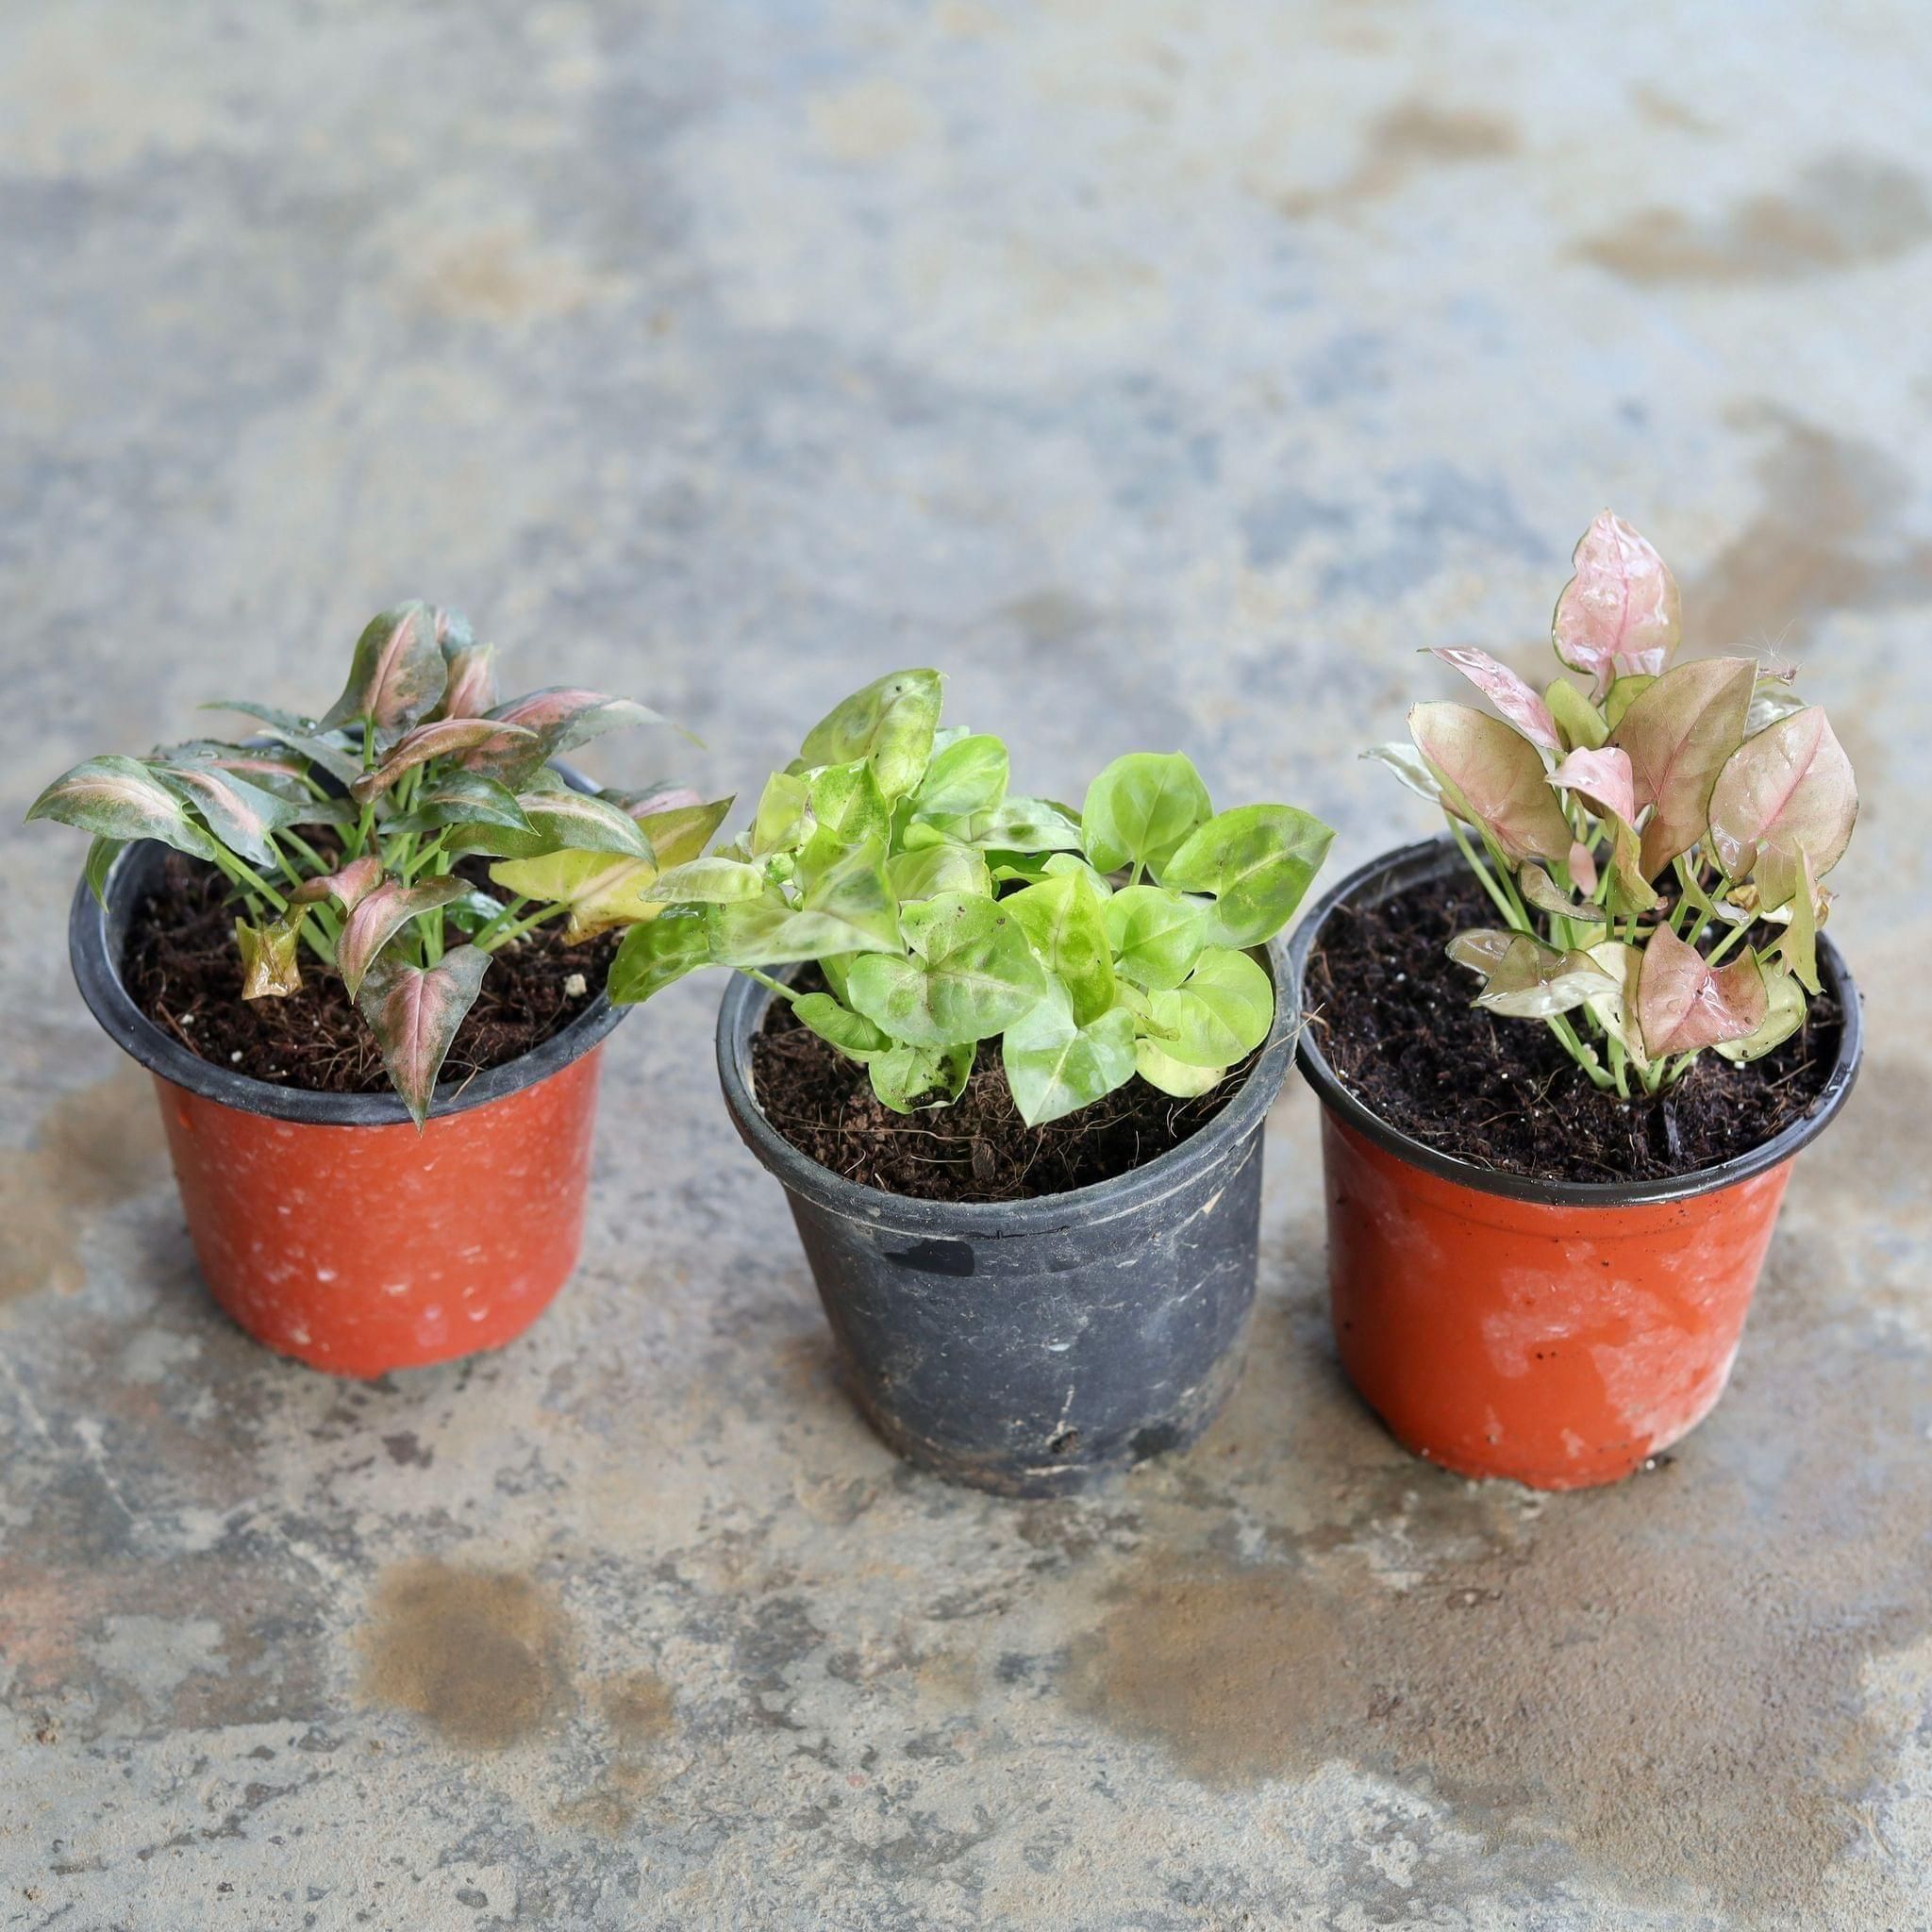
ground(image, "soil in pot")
xmin=751 ymin=970 xmax=1254 ymax=1204
xmin=1304 ymin=870 xmax=1843 ymax=1186
xmin=123 ymin=851 xmax=615 ymax=1094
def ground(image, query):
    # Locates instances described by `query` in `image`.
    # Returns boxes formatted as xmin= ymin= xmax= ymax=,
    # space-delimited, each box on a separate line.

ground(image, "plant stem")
xmin=740 ymin=967 xmax=795 ymax=1001
xmin=1705 ymin=918 xmax=1753 ymax=968
xmin=475 ymin=903 xmax=565 ymax=953
xmin=1449 ymin=818 xmax=1526 ymax=930
xmin=208 ymin=846 xmax=289 ymax=914
xmin=470 ymin=895 xmax=528 ymax=950
xmin=1607 ymin=1033 xmax=1631 ymax=1100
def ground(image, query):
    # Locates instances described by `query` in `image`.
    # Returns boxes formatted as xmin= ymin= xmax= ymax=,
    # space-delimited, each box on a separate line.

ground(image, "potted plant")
xmin=32 ymin=601 xmax=723 ymax=1376
xmin=1289 ymin=513 xmax=1863 ymax=1490
xmin=607 ymin=670 xmax=1333 ymax=1494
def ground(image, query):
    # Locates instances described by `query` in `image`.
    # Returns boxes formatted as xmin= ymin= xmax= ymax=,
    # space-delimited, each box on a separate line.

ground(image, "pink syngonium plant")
xmin=1366 ymin=512 xmax=1857 ymax=1097
xmin=29 ymin=603 xmax=728 ymax=1124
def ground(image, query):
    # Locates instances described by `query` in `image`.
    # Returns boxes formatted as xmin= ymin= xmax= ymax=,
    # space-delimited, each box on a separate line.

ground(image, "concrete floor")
xmin=2 ymin=3 xmax=1928 ymax=1926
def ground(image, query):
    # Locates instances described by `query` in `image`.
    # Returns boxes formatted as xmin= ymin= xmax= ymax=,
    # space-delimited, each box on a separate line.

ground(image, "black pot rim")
xmin=1285 ymin=833 xmax=1864 ymax=1208
xmin=70 ymin=838 xmax=626 ymax=1129
xmin=714 ymin=942 xmax=1298 ymax=1238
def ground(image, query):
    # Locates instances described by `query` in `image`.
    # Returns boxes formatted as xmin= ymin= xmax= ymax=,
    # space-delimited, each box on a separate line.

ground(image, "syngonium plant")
xmin=1366 ymin=511 xmax=1857 ymax=1098
xmin=29 ymin=602 xmax=726 ymax=1124
xmin=604 ymin=669 xmax=1335 ymax=1126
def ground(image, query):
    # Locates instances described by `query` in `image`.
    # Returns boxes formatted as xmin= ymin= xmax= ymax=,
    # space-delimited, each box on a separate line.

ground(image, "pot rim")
xmin=70 ymin=837 xmax=625 ymax=1128
xmin=1286 ymin=833 xmax=1864 ymax=1208
xmin=713 ymin=941 xmax=1298 ymax=1238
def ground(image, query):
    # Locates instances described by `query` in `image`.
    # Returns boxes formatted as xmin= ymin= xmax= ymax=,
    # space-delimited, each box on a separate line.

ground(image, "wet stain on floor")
xmin=1578 ymin=155 xmax=1932 ymax=284
xmin=358 ymin=1562 xmax=570 ymax=1751
xmin=0 ymin=1071 xmax=168 ymax=1304
xmin=1281 ymin=100 xmax=1518 ymax=218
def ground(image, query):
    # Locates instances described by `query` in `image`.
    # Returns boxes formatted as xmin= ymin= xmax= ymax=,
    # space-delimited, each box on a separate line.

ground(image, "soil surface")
xmin=1303 ymin=870 xmax=1845 ymax=1185
xmin=123 ymin=853 xmax=615 ymax=1095
xmin=751 ymin=970 xmax=1253 ymax=1203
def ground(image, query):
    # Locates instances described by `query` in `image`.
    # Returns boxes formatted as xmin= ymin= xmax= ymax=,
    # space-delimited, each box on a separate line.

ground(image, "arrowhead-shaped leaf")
xmin=1006 ymin=869 xmax=1115 ymax=1024
xmin=1145 ymin=946 xmax=1274 ymax=1070
xmin=1133 ymin=1038 xmax=1225 ymax=1098
xmin=323 ymin=602 xmax=448 ymax=741
xmin=869 ymin=1041 xmax=975 ymax=1114
xmin=791 ymin=992 xmax=892 ymax=1063
xmin=626 ymin=792 xmax=730 ymax=872
xmin=709 ymin=839 xmax=901 ymax=965
xmin=1545 ymin=678 xmax=1609 ymax=751
xmin=887 ymin=840 xmax=991 ymax=906
xmin=201 ymin=703 xmax=367 ymax=787
xmin=336 ymin=875 xmax=468 ymax=998
xmin=485 ymin=687 xmax=680 ymax=763
xmin=608 ymin=906 xmax=712 ymax=1003
xmin=749 ymin=772 xmax=811 ymax=856
xmin=438 ymin=643 xmax=499 ymax=720
xmin=1707 ymin=707 xmax=1857 ymax=893
xmin=1518 ymin=863 xmax=1607 ymax=924
xmin=799 ymin=670 xmax=943 ymax=801
xmin=846 ymin=893 xmax=1048 ymax=1047
xmin=1001 ymin=983 xmax=1137 ymax=1126
xmin=1713 ymin=963 xmax=1808 ymax=1064
xmin=1408 ymin=702 xmax=1573 ymax=863
xmin=1637 ymin=925 xmax=1769 ymax=1058
xmin=1608 ymin=657 xmax=1756 ymax=877
xmin=1447 ymin=928 xmax=1619 ymax=1017
xmin=1429 ymin=647 xmax=1561 ymax=753
xmin=350 ymin=718 xmax=541 ymax=803
xmin=1105 ymin=885 xmax=1211 ymax=991
xmin=1081 ymin=753 xmax=1213 ymax=874
xmin=1161 ymin=804 xmax=1334 ymax=948
xmin=291 ymin=854 xmax=385 ymax=913
xmin=913 ymin=733 xmax=1008 ymax=818
xmin=152 ymin=761 xmax=336 ymax=865
xmin=1551 ymin=511 xmax=1681 ymax=696
xmin=1546 ymin=746 xmax=1637 ymax=827
xmin=1361 ymin=741 xmax=1447 ymax=805
xmin=28 ymin=755 xmax=220 ymax=861
xmin=356 ymin=945 xmax=491 ymax=1127
xmin=642 ymin=857 xmax=767 ymax=903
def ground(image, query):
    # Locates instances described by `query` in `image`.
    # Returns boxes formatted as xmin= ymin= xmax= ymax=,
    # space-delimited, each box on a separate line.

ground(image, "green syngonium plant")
xmin=603 ymin=670 xmax=1335 ymax=1126
xmin=29 ymin=602 xmax=725 ymax=1124
xmin=1366 ymin=511 xmax=1857 ymax=1098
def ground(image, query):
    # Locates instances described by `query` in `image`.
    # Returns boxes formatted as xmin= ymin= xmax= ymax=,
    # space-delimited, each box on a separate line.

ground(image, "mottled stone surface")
xmin=2 ymin=5 xmax=1928 ymax=1927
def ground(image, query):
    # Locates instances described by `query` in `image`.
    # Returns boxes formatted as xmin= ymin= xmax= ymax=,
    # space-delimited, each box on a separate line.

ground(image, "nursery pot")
xmin=716 ymin=951 xmax=1300 ymax=1497
xmin=69 ymin=839 xmax=625 ymax=1377
xmin=1288 ymin=836 xmax=1863 ymax=1491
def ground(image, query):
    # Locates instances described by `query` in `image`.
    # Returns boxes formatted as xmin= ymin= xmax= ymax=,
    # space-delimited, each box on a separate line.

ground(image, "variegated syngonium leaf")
xmin=845 ymin=892 xmax=1048 ymax=1047
xmin=1706 ymin=706 xmax=1857 ymax=903
xmin=356 ymin=944 xmax=492 ymax=1128
xmin=484 ymin=687 xmax=683 ymax=766
xmin=1408 ymin=702 xmax=1572 ymax=863
xmin=1000 ymin=980 xmax=1137 ymax=1127
xmin=438 ymin=642 xmax=499 ymax=720
xmin=1546 ymin=746 xmax=1637 ymax=827
xmin=1447 ymin=927 xmax=1619 ymax=1017
xmin=1637 ymin=924 xmax=1769 ymax=1058
xmin=1159 ymin=804 xmax=1335 ymax=948
xmin=322 ymin=601 xmax=448 ymax=742
xmin=150 ymin=760 xmax=346 ymax=865
xmin=1713 ymin=961 xmax=1807 ymax=1064
xmin=350 ymin=718 xmax=541 ymax=803
xmin=27 ymin=755 xmax=220 ymax=861
xmin=798 ymin=669 xmax=943 ymax=802
xmin=336 ymin=875 xmax=469 ymax=998
xmin=1607 ymin=656 xmax=1756 ymax=878
xmin=1551 ymin=510 xmax=1681 ymax=696
xmin=1428 ymin=646 xmax=1561 ymax=753
xmin=1081 ymin=752 xmax=1212 ymax=875
xmin=1361 ymin=741 xmax=1445 ymax=805
xmin=1518 ymin=863 xmax=1607 ymax=924
xmin=291 ymin=854 xmax=384 ymax=913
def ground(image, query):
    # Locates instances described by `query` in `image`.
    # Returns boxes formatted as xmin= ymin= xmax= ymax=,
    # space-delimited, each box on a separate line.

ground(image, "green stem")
xmin=1607 ymin=1033 xmax=1631 ymax=1100
xmin=1548 ymin=1013 xmax=1616 ymax=1091
xmin=1705 ymin=918 xmax=1753 ymax=968
xmin=1449 ymin=818 xmax=1527 ymax=930
xmin=475 ymin=903 xmax=566 ymax=953
xmin=208 ymin=846 xmax=289 ymax=915
xmin=740 ymin=967 xmax=796 ymax=1001
xmin=470 ymin=894 xmax=528 ymax=951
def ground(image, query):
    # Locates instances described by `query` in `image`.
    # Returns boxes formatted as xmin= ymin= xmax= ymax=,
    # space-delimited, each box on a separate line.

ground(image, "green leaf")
xmin=1764 ymin=848 xmax=1824 ymax=994
xmin=799 ymin=669 xmax=943 ymax=801
xmin=800 ymin=758 xmax=891 ymax=873
xmin=336 ymin=875 xmax=468 ymax=998
xmin=913 ymin=733 xmax=1008 ymax=818
xmin=1447 ymin=928 xmax=1619 ymax=1018
xmin=846 ymin=892 xmax=1048 ymax=1047
xmin=1105 ymin=885 xmax=1210 ymax=991
xmin=151 ymin=761 xmax=325 ymax=866
xmin=632 ymin=794 xmax=733 ymax=871
xmin=869 ymin=1041 xmax=974 ymax=1114
xmin=200 ymin=703 xmax=366 ymax=787
xmin=1134 ymin=1037 xmax=1224 ymax=1098
xmin=1145 ymin=946 xmax=1274 ymax=1069
xmin=322 ymin=602 xmax=448 ymax=742
xmin=1603 ymin=675 xmax=1656 ymax=730
xmin=1081 ymin=752 xmax=1213 ymax=874
xmin=28 ymin=755 xmax=220 ymax=861
xmin=1518 ymin=863 xmax=1607 ymax=924
xmin=887 ymin=840 xmax=991 ymax=906
xmin=608 ymin=907 xmax=712 ymax=1003
xmin=750 ymin=772 xmax=811 ymax=856
xmin=709 ymin=839 xmax=900 ymax=966
xmin=1001 ymin=983 xmax=1137 ymax=1126
xmin=83 ymin=835 xmax=125 ymax=907
xmin=1006 ymin=870 xmax=1115 ymax=1025
xmin=356 ymin=944 xmax=492 ymax=1128
xmin=791 ymin=991 xmax=892 ymax=1062
xmin=486 ymin=849 xmax=654 ymax=941
xmin=1361 ymin=741 xmax=1446 ymax=805
xmin=1545 ymin=678 xmax=1609 ymax=751
xmin=642 ymin=857 xmax=768 ymax=903
xmin=386 ymin=769 xmax=535 ymax=836
xmin=1160 ymin=804 xmax=1334 ymax=947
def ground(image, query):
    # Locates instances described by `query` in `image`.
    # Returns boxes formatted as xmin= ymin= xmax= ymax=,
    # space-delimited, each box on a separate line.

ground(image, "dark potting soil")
xmin=122 ymin=852 xmax=616 ymax=1095
xmin=1303 ymin=870 xmax=1844 ymax=1186
xmin=751 ymin=969 xmax=1254 ymax=1204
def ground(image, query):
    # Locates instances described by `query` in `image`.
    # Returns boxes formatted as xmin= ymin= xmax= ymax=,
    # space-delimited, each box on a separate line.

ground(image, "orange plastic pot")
xmin=71 ymin=840 xmax=624 ymax=1377
xmin=1288 ymin=839 xmax=1862 ymax=1490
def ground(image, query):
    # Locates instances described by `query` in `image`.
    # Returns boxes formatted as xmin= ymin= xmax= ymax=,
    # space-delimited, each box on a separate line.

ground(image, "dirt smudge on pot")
xmin=1280 ymin=100 xmax=1517 ymax=218
xmin=358 ymin=1562 xmax=570 ymax=1750
xmin=1064 ymin=1232 xmax=1931 ymax=1922
xmin=1577 ymin=156 xmax=1932 ymax=284
xmin=1690 ymin=412 xmax=1932 ymax=658
xmin=0 ymin=1070 xmax=167 ymax=1303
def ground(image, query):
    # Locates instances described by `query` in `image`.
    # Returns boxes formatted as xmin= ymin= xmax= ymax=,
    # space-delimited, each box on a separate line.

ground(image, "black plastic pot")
xmin=1284 ymin=835 xmax=1864 ymax=1488
xmin=715 ymin=948 xmax=1300 ymax=1496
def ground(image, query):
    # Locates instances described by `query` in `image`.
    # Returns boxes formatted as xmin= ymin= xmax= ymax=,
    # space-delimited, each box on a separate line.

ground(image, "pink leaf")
xmin=1407 ymin=702 xmax=1573 ymax=863
xmin=1429 ymin=647 xmax=1561 ymax=753
xmin=336 ymin=875 xmax=469 ymax=997
xmin=1551 ymin=511 xmax=1682 ymax=697
xmin=1608 ymin=658 xmax=1757 ymax=879
xmin=438 ymin=643 xmax=499 ymax=720
xmin=151 ymin=762 xmax=300 ymax=866
xmin=1637 ymin=925 xmax=1769 ymax=1058
xmin=350 ymin=716 xmax=541 ymax=804
xmin=26 ymin=755 xmax=221 ymax=861
xmin=1569 ymin=839 xmax=1599 ymax=895
xmin=322 ymin=603 xmax=448 ymax=741
xmin=356 ymin=946 xmax=491 ymax=1126
xmin=1547 ymin=746 xmax=1636 ymax=826
xmin=1707 ymin=706 xmax=1857 ymax=891
xmin=483 ymin=688 xmax=679 ymax=761
xmin=291 ymin=854 xmax=384 ymax=913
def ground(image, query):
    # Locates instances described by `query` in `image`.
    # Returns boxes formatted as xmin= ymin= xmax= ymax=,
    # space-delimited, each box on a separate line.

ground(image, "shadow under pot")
xmin=69 ymin=840 xmax=625 ymax=1378
xmin=1287 ymin=836 xmax=1863 ymax=1491
xmin=715 ymin=948 xmax=1300 ymax=1497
